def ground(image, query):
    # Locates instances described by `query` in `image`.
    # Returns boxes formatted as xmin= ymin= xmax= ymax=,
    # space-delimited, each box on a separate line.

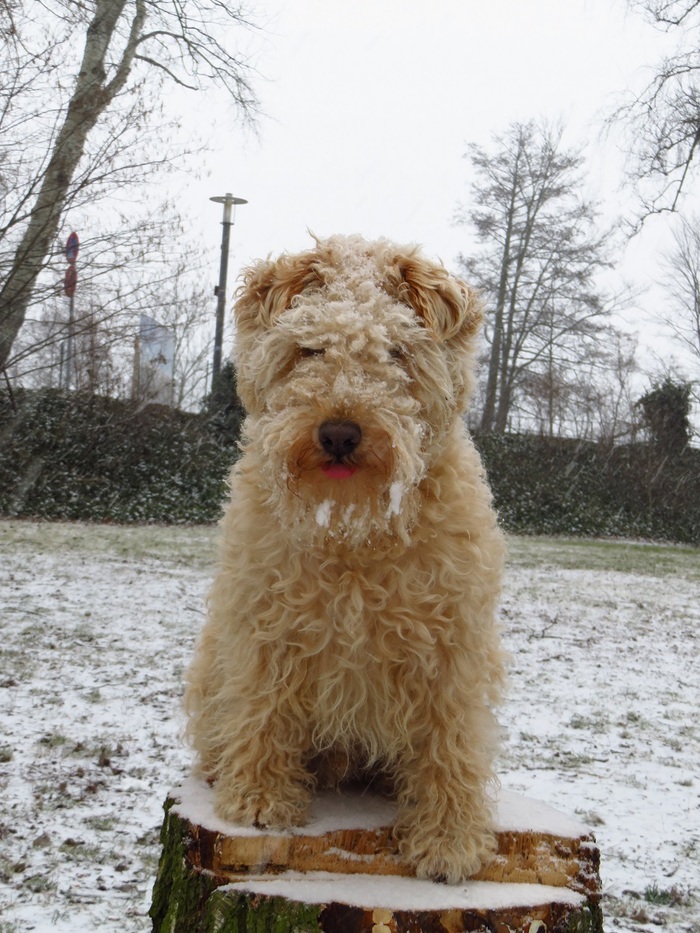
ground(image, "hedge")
xmin=1 ymin=390 xmax=698 ymax=543
xmin=0 ymin=389 xmax=237 ymax=524
xmin=473 ymin=432 xmax=700 ymax=544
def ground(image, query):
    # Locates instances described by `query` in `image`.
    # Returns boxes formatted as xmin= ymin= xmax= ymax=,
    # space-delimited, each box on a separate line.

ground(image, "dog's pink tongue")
xmin=322 ymin=463 xmax=356 ymax=479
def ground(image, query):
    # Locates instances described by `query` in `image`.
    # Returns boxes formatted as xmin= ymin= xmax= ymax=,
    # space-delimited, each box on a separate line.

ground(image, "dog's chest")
xmin=296 ymin=561 xmax=447 ymax=747
xmin=311 ymin=562 xmax=444 ymax=669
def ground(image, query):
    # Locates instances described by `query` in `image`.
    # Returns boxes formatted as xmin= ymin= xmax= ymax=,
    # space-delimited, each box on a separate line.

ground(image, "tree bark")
xmin=150 ymin=780 xmax=603 ymax=933
xmin=480 ymin=191 xmax=515 ymax=434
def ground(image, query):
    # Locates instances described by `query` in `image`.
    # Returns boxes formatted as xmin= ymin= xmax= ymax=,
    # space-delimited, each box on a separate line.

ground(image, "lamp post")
xmin=210 ymin=193 xmax=247 ymax=390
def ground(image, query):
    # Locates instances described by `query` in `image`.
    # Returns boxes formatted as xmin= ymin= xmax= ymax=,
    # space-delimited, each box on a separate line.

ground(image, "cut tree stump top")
xmin=150 ymin=777 xmax=602 ymax=933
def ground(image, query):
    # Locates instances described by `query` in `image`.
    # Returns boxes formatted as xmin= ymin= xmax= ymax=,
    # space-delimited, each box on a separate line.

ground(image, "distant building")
xmin=132 ymin=315 xmax=175 ymax=405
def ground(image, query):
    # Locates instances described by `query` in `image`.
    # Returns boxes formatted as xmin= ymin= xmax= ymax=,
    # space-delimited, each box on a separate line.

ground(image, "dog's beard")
xmin=255 ymin=412 xmax=427 ymax=552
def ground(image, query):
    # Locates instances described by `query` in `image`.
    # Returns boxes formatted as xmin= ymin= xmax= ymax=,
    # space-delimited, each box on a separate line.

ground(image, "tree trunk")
xmin=0 ymin=0 xmax=144 ymax=372
xmin=150 ymin=777 xmax=603 ymax=933
xmin=480 ymin=161 xmax=519 ymax=434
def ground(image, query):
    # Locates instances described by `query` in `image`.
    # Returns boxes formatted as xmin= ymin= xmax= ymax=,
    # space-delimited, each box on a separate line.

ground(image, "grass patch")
xmin=0 ymin=519 xmax=217 ymax=570
xmin=37 ymin=732 xmax=70 ymax=749
xmin=506 ymin=534 xmax=700 ymax=580
xmin=644 ymin=884 xmax=691 ymax=907
xmin=24 ymin=872 xmax=56 ymax=893
xmin=569 ymin=713 xmax=609 ymax=734
xmin=85 ymin=815 xmax=117 ymax=832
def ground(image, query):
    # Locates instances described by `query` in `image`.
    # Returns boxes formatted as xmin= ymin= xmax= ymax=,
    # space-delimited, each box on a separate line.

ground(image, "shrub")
xmin=1 ymin=390 xmax=698 ymax=543
xmin=0 ymin=390 xmax=238 ymax=524
xmin=473 ymin=432 xmax=700 ymax=544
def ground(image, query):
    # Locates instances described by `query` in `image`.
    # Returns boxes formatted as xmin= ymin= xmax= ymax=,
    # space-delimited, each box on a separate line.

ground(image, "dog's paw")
xmin=214 ymin=784 xmax=310 ymax=830
xmin=411 ymin=845 xmax=483 ymax=885
xmin=399 ymin=824 xmax=496 ymax=884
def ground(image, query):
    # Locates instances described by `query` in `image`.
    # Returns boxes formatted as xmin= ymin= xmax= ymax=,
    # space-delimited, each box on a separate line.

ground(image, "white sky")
xmin=174 ymin=0 xmax=693 ymax=374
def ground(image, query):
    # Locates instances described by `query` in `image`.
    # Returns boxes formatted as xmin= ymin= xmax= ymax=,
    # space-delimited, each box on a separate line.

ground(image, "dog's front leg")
xmin=213 ymin=694 xmax=312 ymax=830
xmin=393 ymin=705 xmax=498 ymax=883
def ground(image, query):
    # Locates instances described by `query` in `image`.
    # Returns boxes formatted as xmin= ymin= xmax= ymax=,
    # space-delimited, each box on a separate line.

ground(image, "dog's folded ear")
xmin=389 ymin=256 xmax=483 ymax=344
xmin=235 ymin=254 xmax=324 ymax=332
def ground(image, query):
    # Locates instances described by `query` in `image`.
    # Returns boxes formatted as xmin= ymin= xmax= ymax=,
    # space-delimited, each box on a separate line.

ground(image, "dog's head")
xmin=231 ymin=234 xmax=482 ymax=550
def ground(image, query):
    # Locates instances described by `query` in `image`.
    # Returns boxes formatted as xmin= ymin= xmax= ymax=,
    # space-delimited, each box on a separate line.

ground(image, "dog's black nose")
xmin=318 ymin=420 xmax=362 ymax=459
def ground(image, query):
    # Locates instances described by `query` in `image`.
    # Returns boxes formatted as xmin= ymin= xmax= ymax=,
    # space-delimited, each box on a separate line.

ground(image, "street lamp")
xmin=210 ymin=192 xmax=247 ymax=389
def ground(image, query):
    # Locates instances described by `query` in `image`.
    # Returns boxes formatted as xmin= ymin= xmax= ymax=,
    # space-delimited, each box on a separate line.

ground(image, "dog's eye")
xmin=389 ymin=347 xmax=406 ymax=362
xmin=298 ymin=346 xmax=324 ymax=359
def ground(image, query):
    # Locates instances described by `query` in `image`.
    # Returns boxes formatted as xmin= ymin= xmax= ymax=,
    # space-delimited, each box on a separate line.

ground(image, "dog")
xmin=185 ymin=234 xmax=506 ymax=883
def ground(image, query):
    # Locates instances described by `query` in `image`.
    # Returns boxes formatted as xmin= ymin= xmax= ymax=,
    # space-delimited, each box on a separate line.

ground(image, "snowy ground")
xmin=1 ymin=520 xmax=698 ymax=932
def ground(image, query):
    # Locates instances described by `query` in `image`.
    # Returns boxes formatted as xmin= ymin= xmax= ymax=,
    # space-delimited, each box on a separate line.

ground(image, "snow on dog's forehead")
xmin=284 ymin=296 xmax=410 ymax=340
xmin=320 ymin=233 xmax=390 ymax=279
xmin=278 ymin=268 xmax=416 ymax=349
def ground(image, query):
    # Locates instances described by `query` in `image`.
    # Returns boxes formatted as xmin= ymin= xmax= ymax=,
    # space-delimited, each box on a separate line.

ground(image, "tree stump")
xmin=150 ymin=776 xmax=602 ymax=933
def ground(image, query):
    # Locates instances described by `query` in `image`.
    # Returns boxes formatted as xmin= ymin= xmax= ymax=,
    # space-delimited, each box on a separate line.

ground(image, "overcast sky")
xmin=176 ymin=0 xmax=692 ymax=372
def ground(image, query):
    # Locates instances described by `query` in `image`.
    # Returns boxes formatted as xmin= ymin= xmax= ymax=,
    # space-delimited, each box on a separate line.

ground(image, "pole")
xmin=66 ymin=292 xmax=74 ymax=389
xmin=212 ymin=198 xmax=232 ymax=384
xmin=210 ymin=193 xmax=247 ymax=391
xmin=63 ymin=232 xmax=79 ymax=391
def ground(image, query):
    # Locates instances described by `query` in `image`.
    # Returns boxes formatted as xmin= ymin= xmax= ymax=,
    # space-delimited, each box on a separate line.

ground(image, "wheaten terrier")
xmin=185 ymin=234 xmax=506 ymax=883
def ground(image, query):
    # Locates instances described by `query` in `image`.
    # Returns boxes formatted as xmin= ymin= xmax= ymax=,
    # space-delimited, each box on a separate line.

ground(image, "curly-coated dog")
xmin=185 ymin=234 xmax=506 ymax=883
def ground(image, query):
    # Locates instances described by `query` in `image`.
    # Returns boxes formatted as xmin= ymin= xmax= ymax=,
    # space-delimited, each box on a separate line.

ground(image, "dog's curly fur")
xmin=185 ymin=234 xmax=506 ymax=883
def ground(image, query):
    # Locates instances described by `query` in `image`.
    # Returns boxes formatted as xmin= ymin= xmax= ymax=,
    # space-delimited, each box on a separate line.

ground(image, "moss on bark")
xmin=149 ymin=798 xmax=223 ymax=933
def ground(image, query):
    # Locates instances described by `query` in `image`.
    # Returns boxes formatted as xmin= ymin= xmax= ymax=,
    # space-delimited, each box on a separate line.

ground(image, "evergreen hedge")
xmin=1 ymin=390 xmax=698 ymax=543
xmin=0 ymin=389 xmax=238 ymax=524
xmin=473 ymin=433 xmax=700 ymax=544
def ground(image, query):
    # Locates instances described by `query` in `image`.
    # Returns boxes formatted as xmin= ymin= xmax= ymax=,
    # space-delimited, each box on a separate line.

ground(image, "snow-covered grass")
xmin=1 ymin=520 xmax=698 ymax=932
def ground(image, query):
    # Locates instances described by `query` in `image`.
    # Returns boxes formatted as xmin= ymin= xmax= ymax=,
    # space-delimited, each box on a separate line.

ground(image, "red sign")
xmin=66 ymin=232 xmax=79 ymax=264
xmin=64 ymin=265 xmax=77 ymax=297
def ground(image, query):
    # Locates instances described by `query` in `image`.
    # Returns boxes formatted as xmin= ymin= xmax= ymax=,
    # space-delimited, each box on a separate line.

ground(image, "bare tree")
xmin=17 ymin=288 xmax=131 ymax=395
xmin=520 ymin=330 xmax=640 ymax=441
xmin=590 ymin=332 xmax=641 ymax=443
xmin=71 ymin=304 xmax=125 ymax=395
xmin=7 ymin=196 xmax=186 ymax=374
xmin=660 ymin=213 xmax=700 ymax=365
xmin=455 ymin=120 xmax=619 ymax=434
xmin=13 ymin=223 xmax=220 ymax=411
xmin=0 ymin=0 xmax=258 ymax=374
xmin=613 ymin=1 xmax=700 ymax=219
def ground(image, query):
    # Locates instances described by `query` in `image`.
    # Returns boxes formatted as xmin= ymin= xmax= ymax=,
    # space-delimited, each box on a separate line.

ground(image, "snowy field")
xmin=1 ymin=519 xmax=698 ymax=932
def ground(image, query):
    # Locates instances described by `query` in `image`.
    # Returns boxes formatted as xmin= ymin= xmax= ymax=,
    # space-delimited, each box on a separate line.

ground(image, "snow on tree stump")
xmin=150 ymin=776 xmax=602 ymax=933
